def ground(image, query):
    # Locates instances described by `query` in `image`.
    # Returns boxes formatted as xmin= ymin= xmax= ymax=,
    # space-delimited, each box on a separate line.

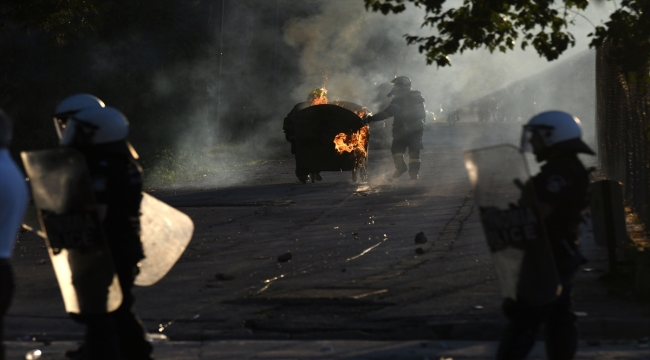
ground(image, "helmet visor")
xmin=520 ymin=125 xmax=553 ymax=154
xmin=53 ymin=116 xmax=69 ymax=140
xmin=58 ymin=119 xmax=97 ymax=146
xmin=520 ymin=126 xmax=534 ymax=153
xmin=59 ymin=119 xmax=78 ymax=146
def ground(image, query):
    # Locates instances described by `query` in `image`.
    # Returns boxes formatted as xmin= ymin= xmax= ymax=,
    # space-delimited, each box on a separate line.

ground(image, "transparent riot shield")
xmin=135 ymin=193 xmax=194 ymax=286
xmin=464 ymin=144 xmax=560 ymax=306
xmin=21 ymin=148 xmax=122 ymax=314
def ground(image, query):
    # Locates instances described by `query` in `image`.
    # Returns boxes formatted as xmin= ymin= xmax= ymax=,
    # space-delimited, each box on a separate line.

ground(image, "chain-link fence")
xmin=596 ymin=43 xmax=650 ymax=223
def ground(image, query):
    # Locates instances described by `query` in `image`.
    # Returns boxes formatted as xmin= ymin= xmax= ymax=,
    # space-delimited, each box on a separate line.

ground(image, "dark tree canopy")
xmin=364 ymin=0 xmax=650 ymax=76
xmin=0 ymin=0 xmax=100 ymax=43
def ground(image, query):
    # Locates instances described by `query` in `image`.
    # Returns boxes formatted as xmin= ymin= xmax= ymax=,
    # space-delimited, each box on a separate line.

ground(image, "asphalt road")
xmin=6 ymin=123 xmax=650 ymax=349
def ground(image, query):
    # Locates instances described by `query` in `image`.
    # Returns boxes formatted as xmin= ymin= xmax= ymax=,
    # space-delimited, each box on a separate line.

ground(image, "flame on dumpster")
xmin=353 ymin=107 xmax=371 ymax=119
xmin=334 ymin=125 xmax=369 ymax=157
xmin=309 ymin=87 xmax=328 ymax=106
xmin=331 ymin=101 xmax=371 ymax=119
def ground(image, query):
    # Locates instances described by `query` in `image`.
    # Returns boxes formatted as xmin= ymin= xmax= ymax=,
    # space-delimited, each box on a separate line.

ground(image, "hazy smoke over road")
xmin=284 ymin=0 xmax=612 ymax=116
xmin=162 ymin=0 xmax=612 ymax=188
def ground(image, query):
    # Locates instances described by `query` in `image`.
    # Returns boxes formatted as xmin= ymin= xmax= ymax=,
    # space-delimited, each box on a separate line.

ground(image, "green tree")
xmin=364 ymin=0 xmax=650 ymax=76
xmin=0 ymin=0 xmax=102 ymax=43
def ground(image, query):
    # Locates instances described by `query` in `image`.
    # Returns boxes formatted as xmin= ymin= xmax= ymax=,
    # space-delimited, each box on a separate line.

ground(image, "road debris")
xmin=415 ymin=231 xmax=428 ymax=244
xmin=415 ymin=247 xmax=425 ymax=255
xmin=146 ymin=333 xmax=168 ymax=343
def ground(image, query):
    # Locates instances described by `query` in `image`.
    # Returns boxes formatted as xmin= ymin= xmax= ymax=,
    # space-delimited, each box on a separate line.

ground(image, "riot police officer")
xmin=283 ymin=88 xmax=327 ymax=183
xmin=367 ymin=76 xmax=426 ymax=179
xmin=54 ymin=101 xmax=152 ymax=360
xmin=0 ymin=111 xmax=28 ymax=360
xmin=497 ymin=111 xmax=593 ymax=360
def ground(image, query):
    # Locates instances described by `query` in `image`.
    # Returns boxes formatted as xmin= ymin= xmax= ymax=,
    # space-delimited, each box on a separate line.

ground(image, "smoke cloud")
xmin=157 ymin=0 xmax=612 ymax=188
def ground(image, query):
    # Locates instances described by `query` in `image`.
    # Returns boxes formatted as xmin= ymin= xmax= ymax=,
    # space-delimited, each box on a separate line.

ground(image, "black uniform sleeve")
xmin=372 ymin=100 xmax=400 ymax=121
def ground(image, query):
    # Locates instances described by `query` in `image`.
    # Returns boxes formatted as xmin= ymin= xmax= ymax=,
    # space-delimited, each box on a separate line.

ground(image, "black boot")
xmin=408 ymin=161 xmax=421 ymax=180
xmin=296 ymin=168 xmax=308 ymax=184
xmin=392 ymin=154 xmax=407 ymax=179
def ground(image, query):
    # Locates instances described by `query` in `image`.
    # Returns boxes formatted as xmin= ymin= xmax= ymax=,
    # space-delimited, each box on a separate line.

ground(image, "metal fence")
xmin=596 ymin=43 xmax=650 ymax=223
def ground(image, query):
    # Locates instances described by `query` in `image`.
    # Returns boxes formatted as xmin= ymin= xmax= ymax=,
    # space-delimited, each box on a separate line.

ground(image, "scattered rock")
xmin=277 ymin=252 xmax=292 ymax=263
xmin=341 ymin=268 xmax=346 ymax=272
xmin=415 ymin=247 xmax=425 ymax=255
xmin=352 ymin=232 xmax=359 ymax=236
xmin=38 ymin=259 xmax=46 ymax=265
xmin=414 ymin=232 xmax=428 ymax=244
xmin=146 ymin=333 xmax=168 ymax=343
xmin=215 ymin=273 xmax=235 ymax=281
xmin=25 ymin=349 xmax=41 ymax=360
xmin=474 ymin=305 xmax=484 ymax=309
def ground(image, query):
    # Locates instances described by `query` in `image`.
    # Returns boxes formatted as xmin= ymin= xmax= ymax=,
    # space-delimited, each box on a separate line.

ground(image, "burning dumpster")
xmin=293 ymin=102 xmax=370 ymax=183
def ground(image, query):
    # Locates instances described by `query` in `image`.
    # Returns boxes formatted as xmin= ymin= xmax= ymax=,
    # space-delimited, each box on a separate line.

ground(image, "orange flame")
xmin=352 ymin=107 xmax=371 ymax=119
xmin=309 ymin=87 xmax=328 ymax=106
xmin=331 ymin=101 xmax=371 ymax=119
xmin=333 ymin=125 xmax=369 ymax=158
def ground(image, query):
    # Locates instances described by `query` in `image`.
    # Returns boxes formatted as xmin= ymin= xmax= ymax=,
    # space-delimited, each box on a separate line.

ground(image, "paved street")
xmin=7 ymin=339 xmax=650 ymax=359
xmin=6 ymin=123 xmax=650 ymax=358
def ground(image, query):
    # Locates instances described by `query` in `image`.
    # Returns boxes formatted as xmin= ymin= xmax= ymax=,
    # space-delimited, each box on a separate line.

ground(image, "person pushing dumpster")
xmin=367 ymin=76 xmax=426 ymax=180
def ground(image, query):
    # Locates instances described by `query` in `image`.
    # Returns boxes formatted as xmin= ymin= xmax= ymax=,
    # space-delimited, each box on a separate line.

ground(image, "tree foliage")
xmin=364 ymin=0 xmax=650 ymax=75
xmin=0 ymin=0 xmax=101 ymax=43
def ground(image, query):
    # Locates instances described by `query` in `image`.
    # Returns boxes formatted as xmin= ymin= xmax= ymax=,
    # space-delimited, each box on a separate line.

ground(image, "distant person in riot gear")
xmin=0 ymin=111 xmax=28 ymax=360
xmin=497 ymin=111 xmax=594 ymax=360
xmin=477 ymin=101 xmax=491 ymax=122
xmin=447 ymin=109 xmax=460 ymax=126
xmin=283 ymin=88 xmax=327 ymax=184
xmin=367 ymin=76 xmax=426 ymax=179
xmin=54 ymin=99 xmax=152 ymax=360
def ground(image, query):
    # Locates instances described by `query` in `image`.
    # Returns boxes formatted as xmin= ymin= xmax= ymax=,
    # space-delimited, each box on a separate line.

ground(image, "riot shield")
xmin=22 ymin=202 xmax=45 ymax=238
xmin=464 ymin=144 xmax=560 ymax=306
xmin=134 ymin=193 xmax=194 ymax=286
xmin=21 ymin=190 xmax=194 ymax=287
xmin=21 ymin=148 xmax=122 ymax=314
xmin=294 ymin=104 xmax=369 ymax=181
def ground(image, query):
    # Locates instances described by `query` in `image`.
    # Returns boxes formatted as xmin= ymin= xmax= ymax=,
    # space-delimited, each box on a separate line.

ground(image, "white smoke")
xmin=283 ymin=0 xmax=614 ymax=114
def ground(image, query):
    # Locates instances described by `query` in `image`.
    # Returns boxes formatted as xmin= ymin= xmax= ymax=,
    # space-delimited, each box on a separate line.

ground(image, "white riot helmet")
xmin=0 ymin=110 xmax=13 ymax=148
xmin=59 ymin=106 xmax=129 ymax=146
xmin=520 ymin=110 xmax=595 ymax=161
xmin=53 ymin=94 xmax=105 ymax=140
